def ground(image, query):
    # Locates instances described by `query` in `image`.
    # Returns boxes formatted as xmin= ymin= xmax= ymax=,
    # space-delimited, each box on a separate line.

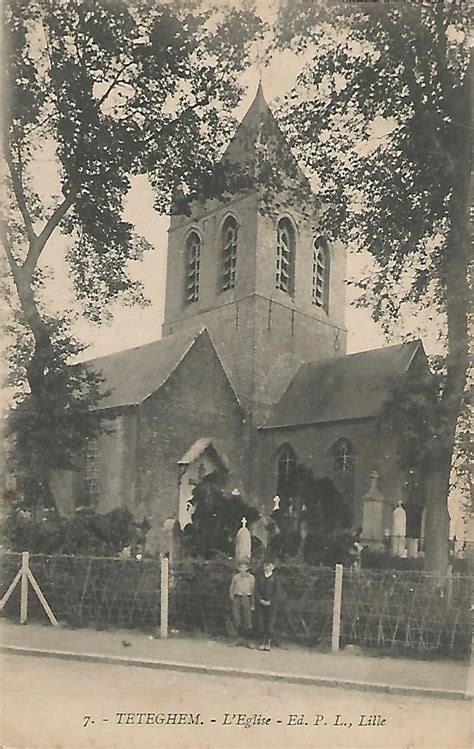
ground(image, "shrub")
xmin=3 ymin=503 xmax=147 ymax=557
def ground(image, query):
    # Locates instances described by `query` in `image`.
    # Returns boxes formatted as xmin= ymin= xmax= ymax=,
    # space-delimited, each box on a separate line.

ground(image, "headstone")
xmin=391 ymin=501 xmax=407 ymax=557
xmin=235 ymin=517 xmax=251 ymax=562
xmin=361 ymin=471 xmax=385 ymax=544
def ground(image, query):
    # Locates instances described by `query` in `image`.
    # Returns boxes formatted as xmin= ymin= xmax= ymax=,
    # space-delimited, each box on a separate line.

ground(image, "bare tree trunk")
xmin=423 ymin=460 xmax=452 ymax=576
xmin=423 ymin=56 xmax=471 ymax=574
xmin=9 ymin=260 xmax=57 ymax=507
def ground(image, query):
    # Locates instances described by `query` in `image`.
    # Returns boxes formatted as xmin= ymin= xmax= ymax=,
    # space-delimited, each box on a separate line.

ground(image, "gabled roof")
xmin=178 ymin=437 xmax=230 ymax=471
xmin=84 ymin=329 xmax=214 ymax=411
xmin=262 ymin=340 xmax=423 ymax=429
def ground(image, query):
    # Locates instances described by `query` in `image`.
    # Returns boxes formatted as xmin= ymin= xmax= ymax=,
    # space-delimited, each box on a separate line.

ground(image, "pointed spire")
xmin=251 ymin=80 xmax=268 ymax=114
xmin=221 ymin=80 xmax=272 ymax=169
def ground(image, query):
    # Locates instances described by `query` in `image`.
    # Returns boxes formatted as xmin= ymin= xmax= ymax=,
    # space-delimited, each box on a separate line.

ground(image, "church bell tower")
xmin=161 ymin=84 xmax=347 ymax=422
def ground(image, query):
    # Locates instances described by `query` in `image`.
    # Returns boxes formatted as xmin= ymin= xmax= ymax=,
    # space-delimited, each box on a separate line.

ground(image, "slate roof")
xmin=222 ymin=83 xmax=311 ymax=191
xmin=84 ymin=328 xmax=206 ymax=411
xmin=262 ymin=340 xmax=422 ymax=429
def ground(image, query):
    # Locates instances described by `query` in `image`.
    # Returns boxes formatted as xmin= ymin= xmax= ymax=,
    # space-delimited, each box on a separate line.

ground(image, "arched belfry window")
xmin=331 ymin=439 xmax=355 ymax=473
xmin=276 ymin=443 xmax=297 ymax=500
xmin=312 ymin=236 xmax=329 ymax=311
xmin=221 ymin=215 xmax=238 ymax=292
xmin=185 ymin=231 xmax=200 ymax=303
xmin=276 ymin=218 xmax=295 ymax=296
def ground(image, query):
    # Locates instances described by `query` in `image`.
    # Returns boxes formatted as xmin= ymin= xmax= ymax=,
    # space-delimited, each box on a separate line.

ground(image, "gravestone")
xmin=361 ymin=471 xmax=385 ymax=546
xmin=235 ymin=517 xmax=251 ymax=563
xmin=391 ymin=501 xmax=407 ymax=557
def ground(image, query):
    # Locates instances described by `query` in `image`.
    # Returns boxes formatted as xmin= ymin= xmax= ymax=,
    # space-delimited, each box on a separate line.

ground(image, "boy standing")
xmin=255 ymin=561 xmax=280 ymax=650
xmin=229 ymin=562 xmax=255 ymax=647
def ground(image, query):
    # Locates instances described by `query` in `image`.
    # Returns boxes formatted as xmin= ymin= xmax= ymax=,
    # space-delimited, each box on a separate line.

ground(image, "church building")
xmin=51 ymin=85 xmax=430 ymax=553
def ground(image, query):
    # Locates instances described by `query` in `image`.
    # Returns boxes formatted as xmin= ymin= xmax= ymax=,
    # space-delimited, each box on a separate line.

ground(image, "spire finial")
xmin=250 ymin=78 xmax=267 ymax=113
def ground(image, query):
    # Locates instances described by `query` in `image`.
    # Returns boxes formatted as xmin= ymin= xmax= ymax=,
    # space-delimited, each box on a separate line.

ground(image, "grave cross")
xmin=370 ymin=470 xmax=379 ymax=491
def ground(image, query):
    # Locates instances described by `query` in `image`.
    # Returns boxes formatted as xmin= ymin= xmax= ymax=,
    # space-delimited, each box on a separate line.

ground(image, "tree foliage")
xmin=182 ymin=474 xmax=260 ymax=559
xmin=272 ymin=1 xmax=472 ymax=572
xmin=268 ymin=464 xmax=354 ymax=565
xmin=2 ymin=0 xmax=263 ymax=505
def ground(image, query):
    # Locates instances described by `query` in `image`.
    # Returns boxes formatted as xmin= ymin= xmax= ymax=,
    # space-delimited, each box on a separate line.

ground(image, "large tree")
xmin=2 ymin=0 xmax=263 ymax=506
xmin=272 ymin=1 xmax=471 ymax=573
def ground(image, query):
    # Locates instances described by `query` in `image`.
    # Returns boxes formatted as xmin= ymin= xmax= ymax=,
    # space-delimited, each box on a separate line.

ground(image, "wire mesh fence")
xmin=169 ymin=559 xmax=335 ymax=645
xmin=274 ymin=564 xmax=335 ymax=646
xmin=0 ymin=552 xmax=161 ymax=629
xmin=169 ymin=558 xmax=234 ymax=637
xmin=341 ymin=567 xmax=472 ymax=659
xmin=0 ymin=551 xmax=471 ymax=659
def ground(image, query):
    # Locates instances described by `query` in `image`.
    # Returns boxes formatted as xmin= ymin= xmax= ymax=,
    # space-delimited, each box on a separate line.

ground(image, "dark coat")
xmin=255 ymin=573 xmax=281 ymax=608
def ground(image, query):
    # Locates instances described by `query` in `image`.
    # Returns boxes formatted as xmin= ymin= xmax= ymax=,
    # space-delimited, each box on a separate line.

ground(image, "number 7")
xmin=83 ymin=716 xmax=91 ymax=728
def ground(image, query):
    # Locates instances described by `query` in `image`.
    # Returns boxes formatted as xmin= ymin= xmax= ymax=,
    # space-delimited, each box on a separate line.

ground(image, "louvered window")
xmin=312 ymin=236 xmax=329 ymax=311
xmin=221 ymin=216 xmax=238 ymax=292
xmin=185 ymin=232 xmax=200 ymax=303
xmin=276 ymin=218 xmax=295 ymax=295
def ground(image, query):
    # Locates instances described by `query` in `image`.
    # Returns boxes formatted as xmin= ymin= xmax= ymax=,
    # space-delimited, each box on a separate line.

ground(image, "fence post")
xmin=446 ymin=564 xmax=453 ymax=604
xmin=331 ymin=563 xmax=343 ymax=653
xmin=160 ymin=554 xmax=169 ymax=639
xmin=20 ymin=551 xmax=29 ymax=624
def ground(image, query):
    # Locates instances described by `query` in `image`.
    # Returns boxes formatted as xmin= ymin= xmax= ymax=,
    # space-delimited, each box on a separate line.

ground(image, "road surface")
xmin=0 ymin=653 xmax=471 ymax=749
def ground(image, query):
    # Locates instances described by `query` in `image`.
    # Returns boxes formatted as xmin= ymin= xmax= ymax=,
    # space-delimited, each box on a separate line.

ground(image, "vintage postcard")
xmin=1 ymin=1 xmax=472 ymax=747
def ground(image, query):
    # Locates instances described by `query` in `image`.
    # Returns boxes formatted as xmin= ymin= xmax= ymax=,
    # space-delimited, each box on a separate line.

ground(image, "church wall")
xmin=131 ymin=333 xmax=246 ymax=544
xmin=52 ymin=412 xmax=137 ymax=516
xmin=254 ymin=418 xmax=394 ymax=528
xmin=163 ymin=294 xmax=257 ymax=411
xmin=93 ymin=415 xmax=127 ymax=513
xmin=250 ymin=296 xmax=348 ymax=422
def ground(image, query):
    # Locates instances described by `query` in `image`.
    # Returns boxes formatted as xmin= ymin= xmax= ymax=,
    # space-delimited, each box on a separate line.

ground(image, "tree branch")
xmin=0 ymin=221 xmax=20 ymax=280
xmin=22 ymin=188 xmax=77 ymax=278
xmin=97 ymin=59 xmax=135 ymax=108
xmin=5 ymin=148 xmax=37 ymax=245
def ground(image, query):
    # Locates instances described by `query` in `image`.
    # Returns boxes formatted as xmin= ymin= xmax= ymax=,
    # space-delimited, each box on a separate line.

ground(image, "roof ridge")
xmin=263 ymin=340 xmax=424 ymax=429
xmin=300 ymin=339 xmax=421 ymax=369
xmin=81 ymin=327 xmax=203 ymax=366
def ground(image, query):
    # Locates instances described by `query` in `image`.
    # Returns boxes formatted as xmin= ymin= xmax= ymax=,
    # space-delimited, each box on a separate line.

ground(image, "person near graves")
xmin=255 ymin=560 xmax=280 ymax=651
xmin=350 ymin=526 xmax=364 ymax=570
xmin=229 ymin=561 xmax=255 ymax=647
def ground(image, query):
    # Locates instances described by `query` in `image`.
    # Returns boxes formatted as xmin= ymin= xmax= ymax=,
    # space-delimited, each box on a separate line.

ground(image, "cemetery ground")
xmin=0 ymin=619 xmax=472 ymax=748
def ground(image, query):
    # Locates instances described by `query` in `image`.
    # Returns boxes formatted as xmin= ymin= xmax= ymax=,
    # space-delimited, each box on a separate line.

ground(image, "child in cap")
xmin=229 ymin=561 xmax=255 ymax=647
